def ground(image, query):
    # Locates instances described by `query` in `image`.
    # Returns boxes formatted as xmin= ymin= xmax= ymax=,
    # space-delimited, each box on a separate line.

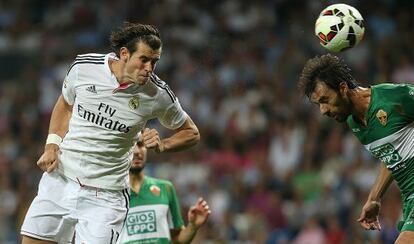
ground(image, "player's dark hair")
xmin=299 ymin=54 xmax=357 ymax=97
xmin=110 ymin=22 xmax=162 ymax=57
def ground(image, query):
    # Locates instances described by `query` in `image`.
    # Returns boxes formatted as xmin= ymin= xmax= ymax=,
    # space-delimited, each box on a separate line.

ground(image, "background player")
xmin=117 ymin=140 xmax=210 ymax=244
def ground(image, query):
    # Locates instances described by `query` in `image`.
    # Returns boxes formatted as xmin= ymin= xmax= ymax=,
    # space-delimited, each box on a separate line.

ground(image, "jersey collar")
xmin=113 ymin=82 xmax=134 ymax=93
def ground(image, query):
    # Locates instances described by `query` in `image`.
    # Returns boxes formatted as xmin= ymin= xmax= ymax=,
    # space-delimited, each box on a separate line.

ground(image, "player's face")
xmin=130 ymin=143 xmax=148 ymax=172
xmin=309 ymin=81 xmax=351 ymax=122
xmin=122 ymin=41 xmax=161 ymax=85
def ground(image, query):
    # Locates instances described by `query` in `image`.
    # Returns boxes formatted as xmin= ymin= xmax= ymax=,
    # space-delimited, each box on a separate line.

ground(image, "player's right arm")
xmin=37 ymin=95 xmax=73 ymax=173
xmin=37 ymin=64 xmax=77 ymax=173
xmin=357 ymin=163 xmax=393 ymax=230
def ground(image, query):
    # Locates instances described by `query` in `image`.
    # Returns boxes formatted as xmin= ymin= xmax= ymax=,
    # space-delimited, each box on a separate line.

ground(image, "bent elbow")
xmin=192 ymin=128 xmax=201 ymax=144
xmin=194 ymin=131 xmax=201 ymax=144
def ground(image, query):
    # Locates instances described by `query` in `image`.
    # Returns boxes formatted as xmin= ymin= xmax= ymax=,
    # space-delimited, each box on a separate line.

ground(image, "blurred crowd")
xmin=0 ymin=0 xmax=413 ymax=243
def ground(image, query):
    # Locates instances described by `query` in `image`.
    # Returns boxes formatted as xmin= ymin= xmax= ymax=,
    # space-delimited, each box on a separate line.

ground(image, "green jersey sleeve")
xmin=400 ymin=84 xmax=414 ymax=120
xmin=166 ymin=181 xmax=184 ymax=229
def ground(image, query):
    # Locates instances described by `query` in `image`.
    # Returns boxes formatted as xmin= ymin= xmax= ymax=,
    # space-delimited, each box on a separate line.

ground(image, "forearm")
xmin=367 ymin=163 xmax=393 ymax=202
xmin=47 ymin=95 xmax=72 ymax=143
xmin=161 ymin=118 xmax=200 ymax=152
xmin=174 ymin=223 xmax=199 ymax=244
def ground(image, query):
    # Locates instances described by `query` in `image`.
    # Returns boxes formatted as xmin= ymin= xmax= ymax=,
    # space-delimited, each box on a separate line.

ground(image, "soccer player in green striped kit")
xmin=117 ymin=140 xmax=210 ymax=244
xmin=299 ymin=54 xmax=414 ymax=243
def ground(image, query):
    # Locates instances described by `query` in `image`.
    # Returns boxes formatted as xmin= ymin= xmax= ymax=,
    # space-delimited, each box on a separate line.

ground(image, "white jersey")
xmin=59 ymin=53 xmax=187 ymax=190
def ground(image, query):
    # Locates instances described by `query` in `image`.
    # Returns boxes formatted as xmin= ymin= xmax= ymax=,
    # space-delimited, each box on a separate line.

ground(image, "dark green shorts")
xmin=398 ymin=198 xmax=414 ymax=232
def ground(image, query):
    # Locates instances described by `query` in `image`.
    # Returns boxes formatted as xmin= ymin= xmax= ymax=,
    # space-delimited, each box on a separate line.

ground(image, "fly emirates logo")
xmin=77 ymin=102 xmax=131 ymax=133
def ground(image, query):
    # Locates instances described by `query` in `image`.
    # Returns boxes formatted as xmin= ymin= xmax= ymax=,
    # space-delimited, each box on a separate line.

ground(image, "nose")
xmin=133 ymin=152 xmax=142 ymax=161
xmin=144 ymin=62 xmax=154 ymax=73
xmin=133 ymin=147 xmax=141 ymax=157
xmin=319 ymin=104 xmax=329 ymax=116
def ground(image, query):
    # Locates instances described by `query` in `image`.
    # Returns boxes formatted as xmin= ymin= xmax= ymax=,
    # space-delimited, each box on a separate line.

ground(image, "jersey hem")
xmin=21 ymin=230 xmax=58 ymax=242
xmin=59 ymin=169 xmax=129 ymax=190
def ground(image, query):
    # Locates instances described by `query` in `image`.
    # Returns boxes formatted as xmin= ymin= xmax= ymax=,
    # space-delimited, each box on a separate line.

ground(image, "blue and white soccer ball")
xmin=315 ymin=3 xmax=365 ymax=52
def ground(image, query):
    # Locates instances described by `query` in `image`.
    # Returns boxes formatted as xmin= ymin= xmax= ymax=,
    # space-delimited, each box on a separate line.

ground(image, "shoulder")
xmin=146 ymin=176 xmax=175 ymax=193
xmin=373 ymin=83 xmax=414 ymax=102
xmin=66 ymin=53 xmax=107 ymax=75
xmin=147 ymin=176 xmax=174 ymax=187
xmin=149 ymin=73 xmax=177 ymax=103
xmin=372 ymin=82 xmax=414 ymax=93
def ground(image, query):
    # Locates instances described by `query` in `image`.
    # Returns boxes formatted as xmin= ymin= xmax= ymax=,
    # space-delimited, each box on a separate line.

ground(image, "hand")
xmin=188 ymin=197 xmax=211 ymax=229
xmin=37 ymin=144 xmax=60 ymax=173
xmin=357 ymin=200 xmax=381 ymax=231
xmin=141 ymin=128 xmax=165 ymax=152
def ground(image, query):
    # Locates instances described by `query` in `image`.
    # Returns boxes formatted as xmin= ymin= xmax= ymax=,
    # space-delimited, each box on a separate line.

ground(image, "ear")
xmin=339 ymin=82 xmax=348 ymax=96
xmin=119 ymin=47 xmax=130 ymax=62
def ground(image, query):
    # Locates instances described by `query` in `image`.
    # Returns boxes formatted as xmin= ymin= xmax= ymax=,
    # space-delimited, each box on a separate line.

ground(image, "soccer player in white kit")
xmin=21 ymin=22 xmax=200 ymax=244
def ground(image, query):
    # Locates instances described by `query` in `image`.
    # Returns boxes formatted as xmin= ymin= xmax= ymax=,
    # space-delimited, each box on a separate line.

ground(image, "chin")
xmin=129 ymin=167 xmax=144 ymax=174
xmin=137 ymin=77 xmax=149 ymax=85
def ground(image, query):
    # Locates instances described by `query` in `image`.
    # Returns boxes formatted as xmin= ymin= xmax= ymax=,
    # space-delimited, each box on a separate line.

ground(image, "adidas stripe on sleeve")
xmin=62 ymin=54 xmax=105 ymax=105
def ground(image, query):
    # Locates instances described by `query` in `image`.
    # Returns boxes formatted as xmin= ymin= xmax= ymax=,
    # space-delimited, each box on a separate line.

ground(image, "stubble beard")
xmin=129 ymin=166 xmax=144 ymax=174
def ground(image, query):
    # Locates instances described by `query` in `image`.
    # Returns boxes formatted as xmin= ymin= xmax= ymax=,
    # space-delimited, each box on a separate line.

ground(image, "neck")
xmin=129 ymin=172 xmax=145 ymax=193
xmin=109 ymin=59 xmax=127 ymax=84
xmin=349 ymin=86 xmax=371 ymax=125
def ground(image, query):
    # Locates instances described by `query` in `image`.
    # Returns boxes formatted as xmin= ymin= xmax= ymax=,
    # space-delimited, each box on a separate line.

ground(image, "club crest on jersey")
xmin=150 ymin=185 xmax=161 ymax=196
xmin=376 ymin=109 xmax=388 ymax=126
xmin=129 ymin=96 xmax=139 ymax=110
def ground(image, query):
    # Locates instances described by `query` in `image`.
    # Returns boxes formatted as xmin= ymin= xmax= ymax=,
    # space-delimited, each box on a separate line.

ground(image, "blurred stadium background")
xmin=0 ymin=0 xmax=413 ymax=243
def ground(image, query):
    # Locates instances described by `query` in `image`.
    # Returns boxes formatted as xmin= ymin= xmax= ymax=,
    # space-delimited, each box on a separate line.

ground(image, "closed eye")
xmin=140 ymin=57 xmax=150 ymax=63
xmin=140 ymin=56 xmax=159 ymax=64
xmin=318 ymin=97 xmax=329 ymax=104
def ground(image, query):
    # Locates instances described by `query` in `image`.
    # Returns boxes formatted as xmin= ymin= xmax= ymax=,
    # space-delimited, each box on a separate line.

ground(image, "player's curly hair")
xmin=110 ymin=22 xmax=162 ymax=57
xmin=299 ymin=54 xmax=357 ymax=97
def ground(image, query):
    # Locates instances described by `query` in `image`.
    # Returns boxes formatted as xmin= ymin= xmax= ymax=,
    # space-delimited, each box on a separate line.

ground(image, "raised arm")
xmin=171 ymin=198 xmax=210 ymax=244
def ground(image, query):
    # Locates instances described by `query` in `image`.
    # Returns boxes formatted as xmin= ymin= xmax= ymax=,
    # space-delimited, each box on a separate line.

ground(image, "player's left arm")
xmin=357 ymin=162 xmax=393 ymax=230
xmin=171 ymin=197 xmax=211 ymax=244
xmin=142 ymin=115 xmax=200 ymax=153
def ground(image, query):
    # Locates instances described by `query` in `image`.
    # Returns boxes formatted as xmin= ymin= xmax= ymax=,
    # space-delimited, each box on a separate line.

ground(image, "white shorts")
xmin=21 ymin=171 xmax=129 ymax=244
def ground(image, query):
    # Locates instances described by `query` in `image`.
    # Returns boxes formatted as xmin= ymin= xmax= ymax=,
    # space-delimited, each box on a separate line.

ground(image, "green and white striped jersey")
xmin=347 ymin=83 xmax=414 ymax=200
xmin=118 ymin=176 xmax=184 ymax=244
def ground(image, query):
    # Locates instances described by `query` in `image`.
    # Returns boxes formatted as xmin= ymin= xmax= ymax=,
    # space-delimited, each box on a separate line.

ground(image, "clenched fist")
xmin=141 ymin=128 xmax=165 ymax=153
xmin=37 ymin=144 xmax=60 ymax=173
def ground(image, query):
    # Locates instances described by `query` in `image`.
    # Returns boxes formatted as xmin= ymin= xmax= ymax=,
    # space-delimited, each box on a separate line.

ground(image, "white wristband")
xmin=46 ymin=134 xmax=63 ymax=146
